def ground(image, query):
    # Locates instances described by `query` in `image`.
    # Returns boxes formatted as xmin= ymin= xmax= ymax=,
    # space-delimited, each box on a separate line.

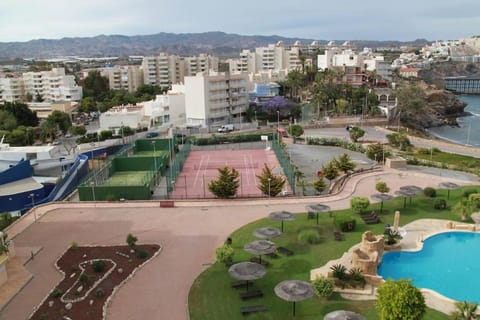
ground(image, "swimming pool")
xmin=378 ymin=231 xmax=480 ymax=302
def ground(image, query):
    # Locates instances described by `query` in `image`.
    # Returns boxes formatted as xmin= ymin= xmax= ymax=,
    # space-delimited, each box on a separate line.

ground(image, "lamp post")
xmin=254 ymin=110 xmax=257 ymax=122
xmin=267 ymin=178 xmax=271 ymax=206
xmin=277 ymin=110 xmax=280 ymax=129
xmin=152 ymin=141 xmax=157 ymax=186
xmin=28 ymin=193 xmax=36 ymax=222
xmin=90 ymin=181 xmax=96 ymax=207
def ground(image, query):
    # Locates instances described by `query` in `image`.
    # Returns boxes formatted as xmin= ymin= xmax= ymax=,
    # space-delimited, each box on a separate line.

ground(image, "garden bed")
xmin=29 ymin=244 xmax=160 ymax=320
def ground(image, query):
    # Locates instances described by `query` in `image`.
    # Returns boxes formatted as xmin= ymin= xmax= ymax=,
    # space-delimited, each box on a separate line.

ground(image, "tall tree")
xmin=0 ymin=101 xmax=38 ymax=127
xmin=82 ymin=70 xmax=109 ymax=101
xmin=46 ymin=110 xmax=72 ymax=134
xmin=256 ymin=164 xmax=286 ymax=197
xmin=394 ymin=84 xmax=427 ymax=127
xmin=0 ymin=110 xmax=17 ymax=131
xmin=208 ymin=167 xmax=240 ymax=199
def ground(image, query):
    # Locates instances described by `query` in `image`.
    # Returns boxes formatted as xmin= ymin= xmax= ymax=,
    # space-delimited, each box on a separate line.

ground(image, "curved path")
xmin=1 ymin=167 xmax=478 ymax=319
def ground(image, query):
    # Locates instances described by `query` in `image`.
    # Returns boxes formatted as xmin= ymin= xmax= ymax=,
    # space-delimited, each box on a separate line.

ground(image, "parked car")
xmin=218 ymin=124 xmax=234 ymax=133
xmin=146 ymin=132 xmax=159 ymax=138
xmin=52 ymin=140 xmax=61 ymax=145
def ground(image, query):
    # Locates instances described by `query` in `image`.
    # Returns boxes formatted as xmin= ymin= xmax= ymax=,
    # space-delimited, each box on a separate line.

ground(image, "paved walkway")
xmin=0 ymin=166 xmax=478 ymax=319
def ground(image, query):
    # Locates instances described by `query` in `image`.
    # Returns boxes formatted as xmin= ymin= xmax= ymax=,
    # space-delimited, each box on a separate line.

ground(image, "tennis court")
xmin=169 ymin=149 xmax=291 ymax=199
xmin=103 ymin=171 xmax=152 ymax=186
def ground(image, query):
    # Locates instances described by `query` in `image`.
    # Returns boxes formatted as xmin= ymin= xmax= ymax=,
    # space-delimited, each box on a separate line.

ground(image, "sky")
xmin=1 ymin=0 xmax=480 ymax=43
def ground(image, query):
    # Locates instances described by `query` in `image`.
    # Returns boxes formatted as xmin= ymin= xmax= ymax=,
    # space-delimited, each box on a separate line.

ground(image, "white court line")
xmin=250 ymin=153 xmax=257 ymax=187
xmin=193 ymin=154 xmax=206 ymax=187
xmin=243 ymin=154 xmax=250 ymax=185
xmin=202 ymin=155 xmax=210 ymax=188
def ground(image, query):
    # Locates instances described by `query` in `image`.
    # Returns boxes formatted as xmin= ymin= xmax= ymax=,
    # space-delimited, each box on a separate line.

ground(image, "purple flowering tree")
xmin=262 ymin=96 xmax=290 ymax=115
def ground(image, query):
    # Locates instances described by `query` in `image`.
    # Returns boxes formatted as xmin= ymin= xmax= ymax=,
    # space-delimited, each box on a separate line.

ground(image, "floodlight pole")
xmin=268 ymin=178 xmax=271 ymax=206
xmin=90 ymin=182 xmax=96 ymax=207
xmin=152 ymin=141 xmax=157 ymax=186
xmin=29 ymin=193 xmax=37 ymax=222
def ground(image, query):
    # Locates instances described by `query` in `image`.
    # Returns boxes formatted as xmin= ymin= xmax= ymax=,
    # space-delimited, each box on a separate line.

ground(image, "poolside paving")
xmin=0 ymin=165 xmax=478 ymax=319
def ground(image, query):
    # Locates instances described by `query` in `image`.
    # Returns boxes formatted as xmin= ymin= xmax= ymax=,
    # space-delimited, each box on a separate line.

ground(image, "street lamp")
xmin=277 ymin=110 xmax=280 ymax=129
xmin=90 ymin=181 xmax=96 ymax=207
xmin=267 ymin=178 xmax=271 ymax=206
xmin=28 ymin=193 xmax=37 ymax=222
xmin=254 ymin=110 xmax=257 ymax=122
xmin=152 ymin=141 xmax=157 ymax=186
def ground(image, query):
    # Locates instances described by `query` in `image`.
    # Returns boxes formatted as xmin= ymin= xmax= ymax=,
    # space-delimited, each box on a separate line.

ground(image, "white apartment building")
xmin=317 ymin=49 xmax=365 ymax=70
xmin=0 ymin=68 xmax=82 ymax=103
xmin=22 ymin=68 xmax=82 ymax=102
xmin=364 ymin=57 xmax=392 ymax=81
xmin=0 ymin=76 xmax=24 ymax=102
xmin=107 ymin=65 xmax=143 ymax=92
xmin=229 ymin=42 xmax=302 ymax=75
xmin=184 ymin=72 xmax=249 ymax=127
xmin=142 ymin=53 xmax=219 ymax=88
xmin=99 ymin=104 xmax=147 ymax=132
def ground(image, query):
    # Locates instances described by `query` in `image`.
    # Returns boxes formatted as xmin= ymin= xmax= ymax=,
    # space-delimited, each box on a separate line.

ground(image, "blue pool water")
xmin=378 ymin=232 xmax=480 ymax=302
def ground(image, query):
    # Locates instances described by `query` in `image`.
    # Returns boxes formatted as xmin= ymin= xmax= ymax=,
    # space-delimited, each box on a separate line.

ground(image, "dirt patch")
xmin=29 ymin=244 xmax=160 ymax=320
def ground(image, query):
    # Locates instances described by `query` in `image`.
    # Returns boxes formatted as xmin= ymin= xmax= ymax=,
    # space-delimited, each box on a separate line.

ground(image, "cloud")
xmin=1 ymin=0 xmax=479 ymax=42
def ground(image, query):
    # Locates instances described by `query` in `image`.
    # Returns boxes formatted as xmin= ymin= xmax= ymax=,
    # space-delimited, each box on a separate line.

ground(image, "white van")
xmin=218 ymin=124 xmax=234 ymax=133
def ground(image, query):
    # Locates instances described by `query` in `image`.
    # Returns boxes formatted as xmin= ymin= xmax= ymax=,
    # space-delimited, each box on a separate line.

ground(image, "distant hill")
xmin=0 ymin=31 xmax=430 ymax=60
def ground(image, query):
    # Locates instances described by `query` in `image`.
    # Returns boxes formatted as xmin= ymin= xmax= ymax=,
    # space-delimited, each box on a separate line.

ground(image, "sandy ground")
xmin=1 ymin=164 xmax=478 ymax=320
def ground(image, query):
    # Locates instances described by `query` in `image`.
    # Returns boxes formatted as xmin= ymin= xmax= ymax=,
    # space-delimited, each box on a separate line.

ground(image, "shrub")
xmin=135 ymin=249 xmax=149 ymax=259
xmin=376 ymin=279 xmax=426 ymax=320
xmin=92 ymin=260 xmax=105 ymax=272
xmin=50 ymin=287 xmax=63 ymax=298
xmin=350 ymin=197 xmax=370 ymax=214
xmin=433 ymin=198 xmax=447 ymax=210
xmin=463 ymin=188 xmax=478 ymax=198
xmin=334 ymin=215 xmax=356 ymax=232
xmin=348 ymin=268 xmax=366 ymax=288
xmin=468 ymin=193 xmax=480 ymax=208
xmin=312 ymin=276 xmax=335 ymax=298
xmin=126 ymin=233 xmax=138 ymax=250
xmin=423 ymin=187 xmax=436 ymax=198
xmin=70 ymin=241 xmax=78 ymax=249
xmin=330 ymin=264 xmax=348 ymax=280
xmin=215 ymin=244 xmax=234 ymax=267
xmin=417 ymin=147 xmax=430 ymax=155
xmin=95 ymin=288 xmax=105 ymax=298
xmin=297 ymin=229 xmax=321 ymax=244
xmin=79 ymin=273 xmax=88 ymax=284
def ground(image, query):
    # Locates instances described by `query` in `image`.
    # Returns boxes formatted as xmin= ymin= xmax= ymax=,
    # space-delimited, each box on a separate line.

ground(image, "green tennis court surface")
xmin=103 ymin=171 xmax=151 ymax=186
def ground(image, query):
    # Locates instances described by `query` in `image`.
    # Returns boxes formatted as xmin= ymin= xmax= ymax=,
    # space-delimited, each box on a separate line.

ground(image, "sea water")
xmin=428 ymin=95 xmax=480 ymax=148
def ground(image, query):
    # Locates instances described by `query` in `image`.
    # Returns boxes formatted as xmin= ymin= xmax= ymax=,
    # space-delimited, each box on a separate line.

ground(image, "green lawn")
xmin=188 ymin=186 xmax=477 ymax=320
xmin=103 ymin=171 xmax=150 ymax=186
xmin=408 ymin=149 xmax=480 ymax=175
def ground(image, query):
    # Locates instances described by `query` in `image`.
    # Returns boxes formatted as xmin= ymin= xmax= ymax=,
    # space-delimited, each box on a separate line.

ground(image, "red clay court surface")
xmin=169 ymin=149 xmax=291 ymax=199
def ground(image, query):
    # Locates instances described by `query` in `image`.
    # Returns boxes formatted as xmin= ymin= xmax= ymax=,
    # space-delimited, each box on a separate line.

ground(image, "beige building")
xmin=107 ymin=65 xmax=143 ymax=92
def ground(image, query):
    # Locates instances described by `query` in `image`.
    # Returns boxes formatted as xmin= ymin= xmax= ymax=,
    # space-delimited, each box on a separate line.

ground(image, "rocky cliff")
xmin=420 ymin=90 xmax=467 ymax=129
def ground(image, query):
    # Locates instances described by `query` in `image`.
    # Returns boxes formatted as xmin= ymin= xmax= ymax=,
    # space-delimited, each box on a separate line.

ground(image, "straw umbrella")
xmin=244 ymin=240 xmax=276 ymax=264
xmin=370 ymin=193 xmax=394 ymax=214
xmin=439 ymin=182 xmax=459 ymax=199
xmin=305 ymin=204 xmax=331 ymax=225
xmin=324 ymin=310 xmax=366 ymax=320
xmin=253 ymin=227 xmax=282 ymax=240
xmin=228 ymin=262 xmax=266 ymax=291
xmin=274 ymin=280 xmax=314 ymax=316
xmin=394 ymin=189 xmax=416 ymax=208
xmin=269 ymin=211 xmax=296 ymax=232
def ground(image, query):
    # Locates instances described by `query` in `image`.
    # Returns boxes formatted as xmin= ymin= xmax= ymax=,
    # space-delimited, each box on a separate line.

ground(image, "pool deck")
xmin=311 ymin=218 xmax=478 ymax=315
xmin=1 ymin=165 xmax=479 ymax=319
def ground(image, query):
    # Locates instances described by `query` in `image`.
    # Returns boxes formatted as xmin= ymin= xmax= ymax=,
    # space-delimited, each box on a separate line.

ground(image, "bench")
xmin=240 ymin=305 xmax=267 ymax=315
xmin=231 ymin=280 xmax=252 ymax=289
xmin=240 ymin=289 xmax=263 ymax=300
xmin=160 ymin=200 xmax=175 ymax=208
xmin=277 ymin=246 xmax=294 ymax=256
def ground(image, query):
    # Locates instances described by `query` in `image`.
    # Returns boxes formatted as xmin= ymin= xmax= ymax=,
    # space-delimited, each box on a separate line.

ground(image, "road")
xmin=304 ymin=126 xmax=480 ymax=158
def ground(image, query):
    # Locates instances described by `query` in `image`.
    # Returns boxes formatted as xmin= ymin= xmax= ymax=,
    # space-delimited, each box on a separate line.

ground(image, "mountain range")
xmin=0 ymin=31 xmax=429 ymax=60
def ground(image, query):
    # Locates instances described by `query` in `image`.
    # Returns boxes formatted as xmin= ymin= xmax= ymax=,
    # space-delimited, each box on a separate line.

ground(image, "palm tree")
xmin=451 ymin=301 xmax=479 ymax=320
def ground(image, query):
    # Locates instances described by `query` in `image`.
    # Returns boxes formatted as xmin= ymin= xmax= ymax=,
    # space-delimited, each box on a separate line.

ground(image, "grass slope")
xmin=189 ymin=186 xmax=477 ymax=319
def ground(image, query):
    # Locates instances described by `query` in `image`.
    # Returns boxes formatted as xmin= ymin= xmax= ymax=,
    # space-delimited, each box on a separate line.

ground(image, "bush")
xmin=350 ymin=197 xmax=370 ymax=214
xmin=215 ymin=244 xmax=234 ymax=267
xmin=92 ymin=260 xmax=105 ymax=272
xmin=70 ymin=241 xmax=78 ymax=249
xmin=297 ymin=229 xmax=321 ymax=244
xmin=330 ymin=264 xmax=348 ymax=280
xmin=424 ymin=187 xmax=436 ymax=198
xmin=433 ymin=198 xmax=447 ymax=210
xmin=95 ymin=288 xmax=105 ymax=298
xmin=334 ymin=215 xmax=356 ymax=232
xmin=50 ymin=287 xmax=63 ymax=298
xmin=376 ymin=279 xmax=426 ymax=320
xmin=79 ymin=273 xmax=88 ymax=284
xmin=463 ymin=188 xmax=478 ymax=198
xmin=135 ymin=249 xmax=149 ymax=259
xmin=312 ymin=276 xmax=335 ymax=298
